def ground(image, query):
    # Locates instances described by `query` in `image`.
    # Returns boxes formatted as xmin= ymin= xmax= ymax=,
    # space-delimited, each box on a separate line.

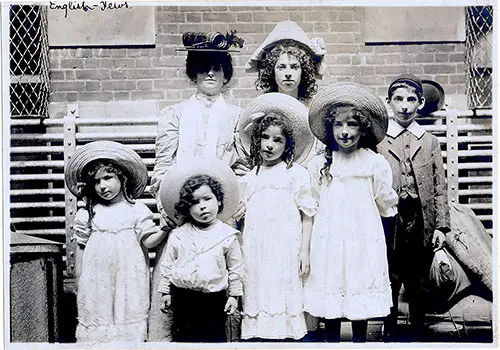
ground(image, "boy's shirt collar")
xmin=387 ymin=118 xmax=425 ymax=139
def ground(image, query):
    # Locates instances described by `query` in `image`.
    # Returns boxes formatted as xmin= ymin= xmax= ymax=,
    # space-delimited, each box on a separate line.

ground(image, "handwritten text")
xmin=49 ymin=1 xmax=130 ymax=18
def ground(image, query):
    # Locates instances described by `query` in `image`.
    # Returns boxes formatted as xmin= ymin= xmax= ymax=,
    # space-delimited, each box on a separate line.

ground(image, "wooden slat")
xmin=458 ymin=189 xmax=493 ymax=196
xmin=10 ymin=188 xmax=65 ymax=196
xmin=457 ymin=136 xmax=493 ymax=143
xmin=76 ymin=132 xmax=156 ymax=141
xmin=13 ymin=229 xmax=66 ymax=236
xmin=10 ymin=146 xmax=65 ymax=154
xmin=463 ymin=203 xmax=493 ymax=210
xmin=11 ymin=217 xmax=66 ymax=223
xmin=10 ymin=174 xmax=64 ymax=181
xmin=458 ymin=163 xmax=492 ymax=170
xmin=458 ymin=150 xmax=493 ymax=157
xmin=10 ymin=133 xmax=64 ymax=141
xmin=10 ymin=160 xmax=64 ymax=168
xmin=10 ymin=118 xmax=64 ymax=127
xmin=458 ymin=176 xmax=492 ymax=184
xmin=75 ymin=117 xmax=158 ymax=126
xmin=10 ymin=202 xmax=66 ymax=209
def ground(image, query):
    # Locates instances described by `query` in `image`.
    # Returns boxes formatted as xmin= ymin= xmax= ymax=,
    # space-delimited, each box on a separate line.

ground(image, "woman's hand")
xmin=224 ymin=296 xmax=238 ymax=315
xmin=160 ymin=294 xmax=171 ymax=313
xmin=299 ymin=250 xmax=310 ymax=278
xmin=232 ymin=200 xmax=247 ymax=222
xmin=231 ymin=158 xmax=252 ymax=177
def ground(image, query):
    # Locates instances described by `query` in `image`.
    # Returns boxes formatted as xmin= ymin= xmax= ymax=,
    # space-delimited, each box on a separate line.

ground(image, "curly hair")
xmin=174 ymin=174 xmax=224 ymax=223
xmin=249 ymin=112 xmax=295 ymax=174
xmin=256 ymin=40 xmax=318 ymax=100
xmin=80 ymin=160 xmax=135 ymax=223
xmin=319 ymin=104 xmax=378 ymax=184
xmin=185 ymin=51 xmax=234 ymax=84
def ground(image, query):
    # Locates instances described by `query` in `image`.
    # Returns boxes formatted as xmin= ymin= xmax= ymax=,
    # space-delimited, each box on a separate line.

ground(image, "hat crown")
xmin=245 ymin=20 xmax=326 ymax=78
xmin=309 ymin=82 xmax=389 ymax=145
xmin=182 ymin=31 xmax=244 ymax=51
xmin=389 ymin=74 xmax=423 ymax=94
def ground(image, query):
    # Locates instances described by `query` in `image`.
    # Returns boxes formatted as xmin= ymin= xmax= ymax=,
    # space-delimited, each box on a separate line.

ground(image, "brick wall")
xmin=49 ymin=6 xmax=467 ymax=112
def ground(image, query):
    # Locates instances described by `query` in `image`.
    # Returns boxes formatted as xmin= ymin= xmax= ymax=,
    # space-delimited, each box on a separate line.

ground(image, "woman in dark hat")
xmin=148 ymin=30 xmax=244 ymax=342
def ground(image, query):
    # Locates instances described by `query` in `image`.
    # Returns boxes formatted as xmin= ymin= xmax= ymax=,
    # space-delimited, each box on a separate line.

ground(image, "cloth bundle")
xmin=427 ymin=247 xmax=471 ymax=313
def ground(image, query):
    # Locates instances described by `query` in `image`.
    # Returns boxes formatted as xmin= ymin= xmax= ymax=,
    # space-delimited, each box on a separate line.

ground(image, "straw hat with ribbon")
xmin=238 ymin=92 xmax=314 ymax=165
xmin=309 ymin=82 xmax=389 ymax=146
xmin=65 ymin=141 xmax=148 ymax=199
xmin=159 ymin=158 xmax=239 ymax=224
xmin=176 ymin=30 xmax=244 ymax=52
xmin=245 ymin=20 xmax=327 ymax=78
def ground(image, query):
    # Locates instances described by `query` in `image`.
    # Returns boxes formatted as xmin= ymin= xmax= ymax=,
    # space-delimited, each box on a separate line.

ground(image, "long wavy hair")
xmin=256 ymin=40 xmax=318 ymax=100
xmin=79 ymin=160 xmax=135 ymax=223
xmin=249 ymin=112 xmax=295 ymax=175
xmin=174 ymin=174 xmax=224 ymax=223
xmin=319 ymin=103 xmax=379 ymax=184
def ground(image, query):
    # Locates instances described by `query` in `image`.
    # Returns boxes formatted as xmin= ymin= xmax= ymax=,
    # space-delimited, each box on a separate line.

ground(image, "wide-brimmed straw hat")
xmin=419 ymin=79 xmax=445 ymax=116
xmin=176 ymin=30 xmax=244 ymax=52
xmin=159 ymin=158 xmax=239 ymax=223
xmin=309 ymin=82 xmax=389 ymax=145
xmin=238 ymin=93 xmax=314 ymax=164
xmin=245 ymin=20 xmax=327 ymax=78
xmin=65 ymin=141 xmax=148 ymax=199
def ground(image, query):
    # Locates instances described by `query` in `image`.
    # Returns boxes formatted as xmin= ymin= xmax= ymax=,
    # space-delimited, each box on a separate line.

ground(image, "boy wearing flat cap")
xmin=378 ymin=74 xmax=450 ymax=341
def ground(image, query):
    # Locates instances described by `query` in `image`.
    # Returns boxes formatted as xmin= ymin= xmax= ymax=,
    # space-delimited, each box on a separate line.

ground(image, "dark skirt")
xmin=171 ymin=285 xmax=227 ymax=342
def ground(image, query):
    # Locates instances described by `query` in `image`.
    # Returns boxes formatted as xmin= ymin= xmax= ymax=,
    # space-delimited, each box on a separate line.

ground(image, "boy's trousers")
xmin=387 ymin=196 xmax=434 ymax=332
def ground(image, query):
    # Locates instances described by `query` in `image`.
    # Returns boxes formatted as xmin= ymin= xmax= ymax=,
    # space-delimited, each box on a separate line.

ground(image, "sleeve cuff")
xmin=157 ymin=279 xmax=171 ymax=294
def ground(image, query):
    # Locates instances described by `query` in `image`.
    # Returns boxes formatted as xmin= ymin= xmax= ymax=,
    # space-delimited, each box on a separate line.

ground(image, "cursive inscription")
xmin=49 ymin=1 xmax=130 ymax=18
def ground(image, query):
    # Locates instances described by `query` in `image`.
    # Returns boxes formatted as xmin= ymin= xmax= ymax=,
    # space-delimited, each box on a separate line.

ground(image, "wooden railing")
xmin=9 ymin=105 xmax=493 ymax=277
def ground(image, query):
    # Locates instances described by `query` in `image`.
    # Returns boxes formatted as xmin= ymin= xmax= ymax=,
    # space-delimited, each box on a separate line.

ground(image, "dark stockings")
xmin=324 ymin=319 xmax=368 ymax=343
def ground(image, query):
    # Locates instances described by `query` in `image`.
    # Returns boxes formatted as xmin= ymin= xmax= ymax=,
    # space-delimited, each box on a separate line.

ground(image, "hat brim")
xmin=309 ymin=83 xmax=389 ymax=146
xmin=65 ymin=141 xmax=148 ymax=198
xmin=159 ymin=158 xmax=239 ymax=224
xmin=419 ymin=80 xmax=445 ymax=116
xmin=238 ymin=93 xmax=314 ymax=165
xmin=175 ymin=48 xmax=241 ymax=52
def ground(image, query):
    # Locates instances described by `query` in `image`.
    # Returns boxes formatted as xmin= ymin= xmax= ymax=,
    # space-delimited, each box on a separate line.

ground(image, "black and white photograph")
xmin=4 ymin=0 xmax=496 ymax=347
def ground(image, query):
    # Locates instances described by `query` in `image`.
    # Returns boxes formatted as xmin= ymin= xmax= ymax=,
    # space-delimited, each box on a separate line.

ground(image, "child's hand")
xmin=432 ymin=229 xmax=446 ymax=252
xmin=160 ymin=294 xmax=171 ymax=313
xmin=299 ymin=250 xmax=310 ymax=278
xmin=163 ymin=215 xmax=178 ymax=230
xmin=224 ymin=296 xmax=238 ymax=315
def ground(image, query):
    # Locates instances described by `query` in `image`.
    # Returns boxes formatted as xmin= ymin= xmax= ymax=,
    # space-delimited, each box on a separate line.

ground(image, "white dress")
xmin=303 ymin=149 xmax=398 ymax=320
xmin=240 ymin=162 xmax=317 ymax=340
xmin=73 ymin=201 xmax=155 ymax=343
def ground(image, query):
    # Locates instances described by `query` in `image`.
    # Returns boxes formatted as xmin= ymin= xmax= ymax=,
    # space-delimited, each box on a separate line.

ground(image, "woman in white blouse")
xmin=148 ymin=31 xmax=244 ymax=342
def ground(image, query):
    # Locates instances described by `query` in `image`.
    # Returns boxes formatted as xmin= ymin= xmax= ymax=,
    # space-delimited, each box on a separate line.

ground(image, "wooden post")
xmin=446 ymin=109 xmax=459 ymax=205
xmin=63 ymin=104 xmax=78 ymax=278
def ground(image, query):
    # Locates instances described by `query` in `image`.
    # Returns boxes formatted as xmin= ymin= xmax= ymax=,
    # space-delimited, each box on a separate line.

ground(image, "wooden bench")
xmin=9 ymin=103 xmax=494 ymax=279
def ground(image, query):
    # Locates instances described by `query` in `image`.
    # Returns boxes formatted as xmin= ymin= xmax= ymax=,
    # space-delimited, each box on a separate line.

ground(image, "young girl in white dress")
xmin=304 ymin=83 xmax=398 ymax=342
xmin=237 ymin=93 xmax=317 ymax=341
xmin=65 ymin=141 xmax=166 ymax=343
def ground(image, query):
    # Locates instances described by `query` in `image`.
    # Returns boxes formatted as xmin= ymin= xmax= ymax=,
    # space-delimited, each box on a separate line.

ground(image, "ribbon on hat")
xmin=310 ymin=37 xmax=327 ymax=57
xmin=243 ymin=112 xmax=266 ymax=133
